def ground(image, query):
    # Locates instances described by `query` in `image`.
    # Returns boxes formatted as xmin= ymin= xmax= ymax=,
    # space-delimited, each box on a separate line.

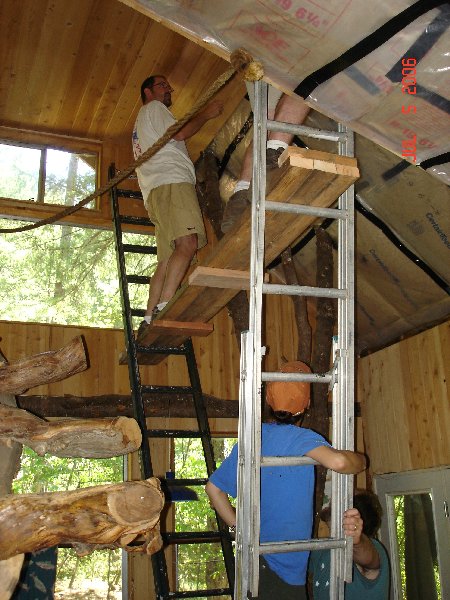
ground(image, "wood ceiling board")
xmin=130 ymin=147 xmax=359 ymax=364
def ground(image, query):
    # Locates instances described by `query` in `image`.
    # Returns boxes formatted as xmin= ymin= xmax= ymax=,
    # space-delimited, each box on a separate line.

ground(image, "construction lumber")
xmin=0 ymin=404 xmax=142 ymax=458
xmin=17 ymin=393 xmax=239 ymax=419
xmin=0 ymin=478 xmax=164 ymax=560
xmin=0 ymin=336 xmax=87 ymax=395
xmin=130 ymin=147 xmax=358 ymax=364
xmin=189 ymin=266 xmax=268 ymax=290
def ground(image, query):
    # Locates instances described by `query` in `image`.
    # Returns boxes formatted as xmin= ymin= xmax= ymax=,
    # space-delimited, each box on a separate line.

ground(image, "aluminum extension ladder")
xmin=109 ymin=165 xmax=235 ymax=600
xmin=234 ymin=81 xmax=355 ymax=600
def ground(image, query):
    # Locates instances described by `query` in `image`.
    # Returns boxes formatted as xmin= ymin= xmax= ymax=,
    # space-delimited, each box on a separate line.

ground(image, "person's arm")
xmin=343 ymin=508 xmax=381 ymax=577
xmin=205 ymin=481 xmax=236 ymax=527
xmin=173 ymin=100 xmax=224 ymax=141
xmin=305 ymin=445 xmax=367 ymax=474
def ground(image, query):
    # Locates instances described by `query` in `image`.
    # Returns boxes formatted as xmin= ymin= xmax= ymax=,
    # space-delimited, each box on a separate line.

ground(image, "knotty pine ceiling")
xmin=0 ymin=0 xmax=246 ymax=160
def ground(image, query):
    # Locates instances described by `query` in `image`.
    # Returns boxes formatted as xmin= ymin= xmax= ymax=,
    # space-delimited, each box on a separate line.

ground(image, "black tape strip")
xmin=356 ymin=198 xmax=450 ymax=294
xmin=414 ymin=83 xmax=450 ymax=114
xmin=295 ymin=0 xmax=447 ymax=99
xmin=420 ymin=152 xmax=450 ymax=170
xmin=382 ymin=160 xmax=411 ymax=182
xmin=386 ymin=4 xmax=450 ymax=82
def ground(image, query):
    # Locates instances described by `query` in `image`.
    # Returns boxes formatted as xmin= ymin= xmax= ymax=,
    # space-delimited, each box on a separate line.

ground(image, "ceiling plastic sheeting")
xmin=126 ymin=0 xmax=450 ymax=186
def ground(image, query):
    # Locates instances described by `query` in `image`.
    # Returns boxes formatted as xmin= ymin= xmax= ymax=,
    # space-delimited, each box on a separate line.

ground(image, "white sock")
xmin=157 ymin=301 xmax=168 ymax=311
xmin=267 ymin=140 xmax=288 ymax=150
xmin=234 ymin=180 xmax=251 ymax=193
xmin=144 ymin=315 xmax=152 ymax=324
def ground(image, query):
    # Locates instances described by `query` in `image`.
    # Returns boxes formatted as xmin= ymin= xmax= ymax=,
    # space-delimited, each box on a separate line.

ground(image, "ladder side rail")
xmin=249 ymin=78 xmax=269 ymax=598
xmin=183 ymin=338 xmax=236 ymax=591
xmin=109 ymin=171 xmax=170 ymax=600
xmin=110 ymin=179 xmax=153 ymax=478
xmin=330 ymin=125 xmax=356 ymax=600
xmin=235 ymin=331 xmax=254 ymax=600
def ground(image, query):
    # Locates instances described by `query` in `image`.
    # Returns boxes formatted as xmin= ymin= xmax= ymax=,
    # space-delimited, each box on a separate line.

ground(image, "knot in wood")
xmin=230 ymin=47 xmax=264 ymax=81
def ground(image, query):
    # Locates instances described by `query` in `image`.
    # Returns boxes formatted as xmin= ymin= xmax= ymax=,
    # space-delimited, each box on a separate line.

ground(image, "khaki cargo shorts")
xmin=145 ymin=182 xmax=207 ymax=262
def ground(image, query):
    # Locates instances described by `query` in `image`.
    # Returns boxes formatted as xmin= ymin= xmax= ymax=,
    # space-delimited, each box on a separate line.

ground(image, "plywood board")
xmin=132 ymin=147 xmax=359 ymax=364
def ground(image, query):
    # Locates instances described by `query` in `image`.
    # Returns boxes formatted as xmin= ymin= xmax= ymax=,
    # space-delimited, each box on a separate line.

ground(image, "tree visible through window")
xmin=0 ymin=141 xmax=97 ymax=207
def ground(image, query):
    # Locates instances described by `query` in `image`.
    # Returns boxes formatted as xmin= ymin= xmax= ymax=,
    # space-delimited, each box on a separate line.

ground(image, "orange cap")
xmin=266 ymin=361 xmax=311 ymax=414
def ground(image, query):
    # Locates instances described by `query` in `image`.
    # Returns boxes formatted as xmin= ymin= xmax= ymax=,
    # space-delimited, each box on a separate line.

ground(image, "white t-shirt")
xmin=132 ymin=101 xmax=196 ymax=200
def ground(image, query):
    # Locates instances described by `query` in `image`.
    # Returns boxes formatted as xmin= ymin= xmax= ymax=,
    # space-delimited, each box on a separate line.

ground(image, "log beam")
xmin=16 ymin=394 xmax=360 ymax=419
xmin=0 ymin=336 xmax=87 ymax=395
xmin=0 ymin=404 xmax=142 ymax=458
xmin=0 ymin=478 xmax=164 ymax=560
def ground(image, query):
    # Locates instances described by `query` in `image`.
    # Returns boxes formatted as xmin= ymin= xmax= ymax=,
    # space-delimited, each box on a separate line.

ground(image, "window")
xmin=375 ymin=467 xmax=450 ymax=600
xmin=0 ymin=140 xmax=98 ymax=208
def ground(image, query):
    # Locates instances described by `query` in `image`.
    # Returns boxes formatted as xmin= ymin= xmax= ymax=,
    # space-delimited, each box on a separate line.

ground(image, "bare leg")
xmin=145 ymin=258 xmax=169 ymax=317
xmin=160 ymin=233 xmax=198 ymax=302
xmin=268 ymin=94 xmax=310 ymax=146
xmin=144 ymin=234 xmax=198 ymax=317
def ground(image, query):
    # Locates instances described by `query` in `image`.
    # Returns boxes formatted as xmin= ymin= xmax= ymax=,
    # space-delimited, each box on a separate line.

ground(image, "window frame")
xmin=0 ymin=136 xmax=100 ymax=208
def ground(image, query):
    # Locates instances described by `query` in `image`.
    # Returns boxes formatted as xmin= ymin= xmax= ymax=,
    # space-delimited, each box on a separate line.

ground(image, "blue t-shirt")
xmin=309 ymin=538 xmax=390 ymax=599
xmin=209 ymin=422 xmax=329 ymax=585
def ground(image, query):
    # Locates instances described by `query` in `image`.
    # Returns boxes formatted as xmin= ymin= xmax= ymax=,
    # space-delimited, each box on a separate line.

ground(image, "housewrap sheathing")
xmin=120 ymin=0 xmax=450 ymax=186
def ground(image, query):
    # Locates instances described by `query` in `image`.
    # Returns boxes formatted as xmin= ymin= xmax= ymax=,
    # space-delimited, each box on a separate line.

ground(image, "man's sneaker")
xmin=266 ymin=147 xmax=284 ymax=170
xmin=136 ymin=319 xmax=148 ymax=340
xmin=136 ymin=307 xmax=161 ymax=340
xmin=221 ymin=189 xmax=250 ymax=233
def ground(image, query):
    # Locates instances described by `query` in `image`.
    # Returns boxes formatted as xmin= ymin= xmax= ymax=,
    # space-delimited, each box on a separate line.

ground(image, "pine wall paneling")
xmin=357 ymin=320 xmax=450 ymax=474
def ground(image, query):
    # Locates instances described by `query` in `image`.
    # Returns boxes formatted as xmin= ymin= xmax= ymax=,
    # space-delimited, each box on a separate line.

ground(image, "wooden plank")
xmin=130 ymin=147 xmax=358 ymax=364
xmin=189 ymin=266 xmax=269 ymax=290
xmin=145 ymin=319 xmax=213 ymax=337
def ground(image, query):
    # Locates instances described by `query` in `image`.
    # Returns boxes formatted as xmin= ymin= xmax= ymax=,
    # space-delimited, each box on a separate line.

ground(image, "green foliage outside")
xmin=13 ymin=448 xmax=124 ymax=598
xmin=0 ymin=217 xmax=156 ymax=328
xmin=174 ymin=438 xmax=236 ymax=598
xmin=393 ymin=495 xmax=441 ymax=599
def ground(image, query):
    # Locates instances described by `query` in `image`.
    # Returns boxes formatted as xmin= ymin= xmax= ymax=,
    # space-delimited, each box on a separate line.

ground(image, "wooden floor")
xmin=123 ymin=147 xmax=359 ymax=365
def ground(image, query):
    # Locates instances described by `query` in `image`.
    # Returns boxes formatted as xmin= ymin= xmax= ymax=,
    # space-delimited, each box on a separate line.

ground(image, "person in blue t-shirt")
xmin=309 ymin=490 xmax=390 ymax=599
xmin=205 ymin=360 xmax=367 ymax=600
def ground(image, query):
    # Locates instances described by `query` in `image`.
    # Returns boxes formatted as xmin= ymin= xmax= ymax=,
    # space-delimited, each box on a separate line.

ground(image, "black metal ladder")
xmin=109 ymin=164 xmax=235 ymax=599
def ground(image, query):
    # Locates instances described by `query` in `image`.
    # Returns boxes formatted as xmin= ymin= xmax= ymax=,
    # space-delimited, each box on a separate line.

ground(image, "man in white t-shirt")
xmin=132 ymin=75 xmax=223 ymax=330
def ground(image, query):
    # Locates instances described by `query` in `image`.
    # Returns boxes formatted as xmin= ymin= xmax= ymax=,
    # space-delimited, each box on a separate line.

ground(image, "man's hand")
xmin=202 ymin=100 xmax=224 ymax=120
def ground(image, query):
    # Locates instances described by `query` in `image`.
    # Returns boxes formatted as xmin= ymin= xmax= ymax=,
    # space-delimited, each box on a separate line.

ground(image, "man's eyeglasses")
xmin=152 ymin=81 xmax=173 ymax=91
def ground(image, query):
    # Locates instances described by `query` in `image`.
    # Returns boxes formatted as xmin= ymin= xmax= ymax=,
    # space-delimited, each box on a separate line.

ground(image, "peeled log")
xmin=0 ymin=404 xmax=142 ymax=458
xmin=0 ymin=478 xmax=164 ymax=560
xmin=0 ymin=336 xmax=87 ymax=395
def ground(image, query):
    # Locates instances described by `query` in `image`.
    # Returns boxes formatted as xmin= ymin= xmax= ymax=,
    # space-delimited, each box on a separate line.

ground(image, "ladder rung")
xmin=265 ymin=201 xmax=348 ymax=220
xmin=146 ymin=429 xmax=204 ymax=438
xmin=164 ymin=478 xmax=208 ymax=487
xmin=168 ymin=588 xmax=232 ymax=598
xmin=115 ymin=188 xmax=144 ymax=199
xmin=122 ymin=243 xmax=157 ymax=254
xmin=259 ymin=537 xmax=346 ymax=555
xmin=131 ymin=308 xmax=146 ymax=318
xmin=262 ymin=282 xmax=346 ymax=299
xmin=135 ymin=343 xmax=188 ymax=355
xmin=261 ymin=370 xmax=333 ymax=384
xmin=261 ymin=456 xmax=318 ymax=467
xmin=127 ymin=274 xmax=151 ymax=285
xmin=266 ymin=119 xmax=347 ymax=142
xmin=163 ymin=531 xmax=223 ymax=544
